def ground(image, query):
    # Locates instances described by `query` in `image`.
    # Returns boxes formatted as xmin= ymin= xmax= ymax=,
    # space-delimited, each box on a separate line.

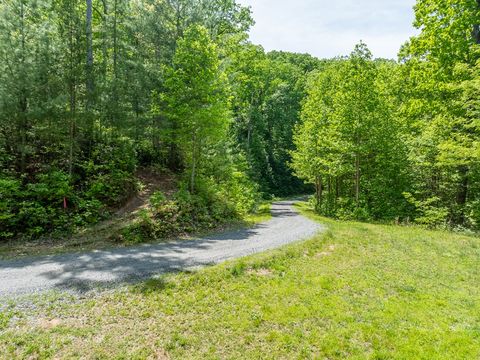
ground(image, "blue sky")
xmin=237 ymin=0 xmax=418 ymax=59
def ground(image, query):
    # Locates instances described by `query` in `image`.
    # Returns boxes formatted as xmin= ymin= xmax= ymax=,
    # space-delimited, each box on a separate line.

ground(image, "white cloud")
xmin=237 ymin=0 xmax=419 ymax=59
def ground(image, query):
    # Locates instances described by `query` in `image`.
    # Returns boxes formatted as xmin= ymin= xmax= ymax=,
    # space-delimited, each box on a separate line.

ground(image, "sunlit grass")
xmin=1 ymin=202 xmax=479 ymax=359
xmin=243 ymin=202 xmax=272 ymax=224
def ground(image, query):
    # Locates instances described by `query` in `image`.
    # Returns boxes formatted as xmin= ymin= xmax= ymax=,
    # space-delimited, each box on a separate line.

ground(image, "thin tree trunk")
xmin=69 ymin=101 xmax=76 ymax=177
xmin=355 ymin=154 xmax=360 ymax=206
xmin=456 ymin=165 xmax=469 ymax=224
xmin=474 ymin=0 xmax=480 ymax=44
xmin=19 ymin=95 xmax=27 ymax=175
xmin=113 ymin=0 xmax=118 ymax=80
xmin=190 ymin=133 xmax=197 ymax=193
xmin=454 ymin=0 xmax=480 ymax=221
xmin=112 ymin=0 xmax=118 ymax=115
xmin=18 ymin=0 xmax=27 ymax=174
xmin=327 ymin=175 xmax=332 ymax=214
xmin=315 ymin=176 xmax=323 ymax=210
xmin=336 ymin=176 xmax=340 ymax=199
xmin=247 ymin=119 xmax=252 ymax=149
xmin=86 ymin=0 xmax=94 ymax=117
xmin=101 ymin=0 xmax=108 ymax=76
xmin=68 ymin=7 xmax=77 ymax=177
xmin=246 ymin=94 xmax=256 ymax=153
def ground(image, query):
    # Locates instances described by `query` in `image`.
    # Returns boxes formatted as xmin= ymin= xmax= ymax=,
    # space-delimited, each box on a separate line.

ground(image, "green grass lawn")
xmin=1 ymin=202 xmax=479 ymax=359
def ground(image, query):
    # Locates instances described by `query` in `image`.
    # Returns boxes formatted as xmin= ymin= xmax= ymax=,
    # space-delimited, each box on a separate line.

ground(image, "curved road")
xmin=0 ymin=200 xmax=323 ymax=297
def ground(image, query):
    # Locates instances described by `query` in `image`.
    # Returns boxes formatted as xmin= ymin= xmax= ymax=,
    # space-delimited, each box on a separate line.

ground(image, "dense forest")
xmin=1 ymin=0 xmax=480 ymax=241
xmin=292 ymin=0 xmax=480 ymax=228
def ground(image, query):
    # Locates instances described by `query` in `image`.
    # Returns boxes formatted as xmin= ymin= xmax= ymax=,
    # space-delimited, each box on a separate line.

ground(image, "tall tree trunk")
xmin=19 ymin=94 xmax=28 ymax=175
xmin=247 ymin=119 xmax=252 ymax=149
xmin=336 ymin=176 xmax=340 ymax=199
xmin=355 ymin=154 xmax=360 ymax=206
xmin=68 ymin=6 xmax=77 ymax=177
xmin=454 ymin=0 xmax=480 ymax=220
xmin=101 ymin=0 xmax=108 ymax=76
xmin=456 ymin=165 xmax=469 ymax=224
xmin=190 ymin=133 xmax=197 ymax=193
xmin=473 ymin=0 xmax=480 ymax=44
xmin=112 ymin=0 xmax=118 ymax=117
xmin=69 ymin=95 xmax=76 ymax=177
xmin=327 ymin=175 xmax=332 ymax=214
xmin=18 ymin=0 xmax=27 ymax=174
xmin=113 ymin=0 xmax=118 ymax=80
xmin=315 ymin=176 xmax=323 ymax=210
xmin=86 ymin=0 xmax=94 ymax=141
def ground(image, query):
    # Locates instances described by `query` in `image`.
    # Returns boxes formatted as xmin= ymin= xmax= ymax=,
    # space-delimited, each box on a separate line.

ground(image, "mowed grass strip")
xmin=1 ymin=203 xmax=480 ymax=359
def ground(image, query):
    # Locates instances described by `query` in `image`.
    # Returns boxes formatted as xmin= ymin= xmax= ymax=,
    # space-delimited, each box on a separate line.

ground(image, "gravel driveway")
xmin=0 ymin=200 xmax=323 ymax=297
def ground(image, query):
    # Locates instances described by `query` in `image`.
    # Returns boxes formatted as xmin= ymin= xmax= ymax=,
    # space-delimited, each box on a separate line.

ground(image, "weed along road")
xmin=0 ymin=200 xmax=323 ymax=297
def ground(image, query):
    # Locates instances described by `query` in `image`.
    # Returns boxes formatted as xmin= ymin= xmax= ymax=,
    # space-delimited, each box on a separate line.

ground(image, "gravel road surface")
xmin=0 ymin=200 xmax=323 ymax=297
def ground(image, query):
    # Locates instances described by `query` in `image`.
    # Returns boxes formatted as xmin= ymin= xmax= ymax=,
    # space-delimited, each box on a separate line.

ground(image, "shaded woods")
xmin=0 ymin=0 xmax=314 ymax=239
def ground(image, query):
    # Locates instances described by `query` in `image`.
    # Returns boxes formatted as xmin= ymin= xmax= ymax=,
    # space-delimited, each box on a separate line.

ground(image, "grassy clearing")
xmin=1 ymin=202 xmax=480 ymax=359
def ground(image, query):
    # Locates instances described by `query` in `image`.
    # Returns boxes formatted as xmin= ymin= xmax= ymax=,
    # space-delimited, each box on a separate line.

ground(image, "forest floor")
xmin=1 ymin=202 xmax=479 ymax=359
xmin=0 ymin=169 xmax=271 ymax=260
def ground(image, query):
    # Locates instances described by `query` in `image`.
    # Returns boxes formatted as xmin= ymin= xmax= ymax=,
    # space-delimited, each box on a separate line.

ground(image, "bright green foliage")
xmin=403 ymin=0 xmax=480 ymax=67
xmin=291 ymin=45 xmax=409 ymax=220
xmin=291 ymin=1 xmax=480 ymax=227
xmin=163 ymin=25 xmax=230 ymax=193
xmin=2 ymin=0 xmax=480 ymax=239
xmin=398 ymin=0 xmax=480 ymax=227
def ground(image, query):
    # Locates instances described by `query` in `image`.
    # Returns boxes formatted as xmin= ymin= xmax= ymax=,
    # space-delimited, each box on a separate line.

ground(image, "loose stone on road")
xmin=0 ymin=200 xmax=323 ymax=297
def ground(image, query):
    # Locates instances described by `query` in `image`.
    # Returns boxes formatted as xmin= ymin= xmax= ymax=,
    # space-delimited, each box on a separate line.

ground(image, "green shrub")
xmin=135 ymin=140 xmax=167 ymax=167
xmin=27 ymin=171 xmax=72 ymax=202
xmin=219 ymin=171 xmax=258 ymax=215
xmin=121 ymin=210 xmax=157 ymax=244
xmin=74 ymin=198 xmax=105 ymax=225
xmin=466 ymin=200 xmax=480 ymax=228
xmin=150 ymin=191 xmax=166 ymax=208
xmin=118 ymin=174 xmax=255 ymax=244
xmin=0 ymin=178 xmax=21 ymax=239
xmin=0 ymin=139 xmax=139 ymax=240
xmin=152 ymin=200 xmax=184 ymax=236
xmin=0 ymin=171 xmax=74 ymax=239
xmin=85 ymin=170 xmax=137 ymax=207
xmin=403 ymin=193 xmax=449 ymax=228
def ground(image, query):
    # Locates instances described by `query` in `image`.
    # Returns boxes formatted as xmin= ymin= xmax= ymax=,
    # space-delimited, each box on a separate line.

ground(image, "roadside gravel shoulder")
xmin=0 ymin=200 xmax=323 ymax=297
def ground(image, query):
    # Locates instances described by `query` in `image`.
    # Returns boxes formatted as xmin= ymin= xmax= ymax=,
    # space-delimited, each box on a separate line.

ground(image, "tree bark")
xmin=101 ymin=0 xmax=108 ymax=79
xmin=18 ymin=1 xmax=27 ymax=174
xmin=112 ymin=0 xmax=118 ymax=113
xmin=190 ymin=133 xmax=197 ymax=193
xmin=113 ymin=0 xmax=118 ymax=80
xmin=68 ymin=5 xmax=77 ymax=177
xmin=355 ymin=154 xmax=360 ymax=206
xmin=473 ymin=0 xmax=480 ymax=44
xmin=315 ymin=176 xmax=323 ymax=210
xmin=456 ymin=165 xmax=469 ymax=224
xmin=86 ymin=0 xmax=94 ymax=111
